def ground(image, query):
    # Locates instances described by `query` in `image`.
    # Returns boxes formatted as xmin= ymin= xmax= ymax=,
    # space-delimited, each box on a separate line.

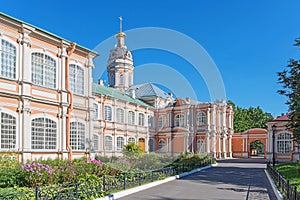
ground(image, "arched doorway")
xmin=250 ymin=140 xmax=265 ymax=157
xmin=139 ymin=138 xmax=145 ymax=152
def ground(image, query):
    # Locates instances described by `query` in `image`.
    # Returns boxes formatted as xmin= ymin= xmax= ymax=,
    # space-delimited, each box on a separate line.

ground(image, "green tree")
xmin=277 ymin=38 xmax=300 ymax=143
xmin=122 ymin=142 xmax=143 ymax=156
xmin=228 ymin=101 xmax=273 ymax=132
xmin=250 ymin=140 xmax=264 ymax=150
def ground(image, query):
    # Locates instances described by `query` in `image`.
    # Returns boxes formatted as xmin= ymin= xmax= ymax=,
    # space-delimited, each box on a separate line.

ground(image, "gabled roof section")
xmin=271 ymin=114 xmax=290 ymax=122
xmin=130 ymin=83 xmax=170 ymax=99
xmin=92 ymin=83 xmax=152 ymax=108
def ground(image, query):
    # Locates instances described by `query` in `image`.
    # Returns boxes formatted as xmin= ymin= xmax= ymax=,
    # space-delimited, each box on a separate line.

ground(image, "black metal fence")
xmin=266 ymin=162 xmax=299 ymax=200
xmin=0 ymin=160 xmax=209 ymax=200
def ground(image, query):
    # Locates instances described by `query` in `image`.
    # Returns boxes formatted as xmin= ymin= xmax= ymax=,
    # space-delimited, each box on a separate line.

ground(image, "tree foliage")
xmin=277 ymin=38 xmax=300 ymax=143
xmin=122 ymin=142 xmax=143 ymax=156
xmin=228 ymin=100 xmax=273 ymax=132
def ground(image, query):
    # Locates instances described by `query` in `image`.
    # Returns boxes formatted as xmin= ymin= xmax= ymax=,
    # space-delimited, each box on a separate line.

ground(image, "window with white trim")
xmin=93 ymin=134 xmax=99 ymax=151
xmin=128 ymin=137 xmax=135 ymax=143
xmin=119 ymin=74 xmax=124 ymax=85
xmin=31 ymin=117 xmax=57 ymax=149
xmin=197 ymin=112 xmax=207 ymax=126
xmin=32 ymin=52 xmax=56 ymax=89
xmin=174 ymin=114 xmax=185 ymax=127
xmin=116 ymin=108 xmax=124 ymax=123
xmin=148 ymin=115 xmax=154 ymax=128
xmin=105 ymin=135 xmax=112 ymax=151
xmin=69 ymin=64 xmax=84 ymax=95
xmin=277 ymin=132 xmax=292 ymax=153
xmin=138 ymin=113 xmax=144 ymax=126
xmin=158 ymin=116 xmax=166 ymax=128
xmin=148 ymin=138 xmax=154 ymax=152
xmin=158 ymin=140 xmax=166 ymax=152
xmin=116 ymin=136 xmax=124 ymax=152
xmin=93 ymin=103 xmax=99 ymax=119
xmin=197 ymin=139 xmax=205 ymax=152
xmin=104 ymin=105 xmax=112 ymax=121
xmin=128 ymin=111 xmax=135 ymax=125
xmin=0 ymin=112 xmax=16 ymax=149
xmin=0 ymin=39 xmax=16 ymax=79
xmin=70 ymin=121 xmax=85 ymax=150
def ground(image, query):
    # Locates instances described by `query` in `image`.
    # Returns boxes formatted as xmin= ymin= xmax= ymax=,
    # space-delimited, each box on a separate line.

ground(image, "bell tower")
xmin=107 ymin=17 xmax=134 ymax=91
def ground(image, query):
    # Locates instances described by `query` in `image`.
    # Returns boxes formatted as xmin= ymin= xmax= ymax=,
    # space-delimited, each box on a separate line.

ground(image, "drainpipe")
xmin=102 ymin=95 xmax=107 ymax=156
xmin=65 ymin=42 xmax=76 ymax=160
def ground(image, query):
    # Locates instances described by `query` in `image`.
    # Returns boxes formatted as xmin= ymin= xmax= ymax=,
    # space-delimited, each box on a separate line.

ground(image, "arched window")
xmin=158 ymin=140 xmax=166 ymax=152
xmin=148 ymin=138 xmax=154 ymax=152
xmin=31 ymin=117 xmax=57 ymax=149
xmin=174 ymin=114 xmax=185 ymax=127
xmin=128 ymin=137 xmax=135 ymax=144
xmin=93 ymin=134 xmax=99 ymax=151
xmin=138 ymin=113 xmax=144 ymax=126
xmin=70 ymin=121 xmax=85 ymax=150
xmin=148 ymin=115 xmax=154 ymax=128
xmin=104 ymin=105 xmax=112 ymax=121
xmin=158 ymin=116 xmax=166 ymax=128
xmin=116 ymin=108 xmax=124 ymax=123
xmin=277 ymin=132 xmax=292 ymax=153
xmin=0 ymin=112 xmax=16 ymax=149
xmin=197 ymin=139 xmax=205 ymax=153
xmin=197 ymin=112 xmax=207 ymax=126
xmin=0 ymin=39 xmax=16 ymax=79
xmin=117 ymin=136 xmax=124 ymax=152
xmin=69 ymin=64 xmax=84 ymax=95
xmin=119 ymin=74 xmax=124 ymax=85
xmin=32 ymin=52 xmax=56 ymax=88
xmin=128 ymin=111 xmax=135 ymax=125
xmin=105 ymin=135 xmax=112 ymax=151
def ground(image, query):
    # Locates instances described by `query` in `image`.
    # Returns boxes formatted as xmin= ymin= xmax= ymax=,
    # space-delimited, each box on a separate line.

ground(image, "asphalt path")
xmin=120 ymin=158 xmax=277 ymax=200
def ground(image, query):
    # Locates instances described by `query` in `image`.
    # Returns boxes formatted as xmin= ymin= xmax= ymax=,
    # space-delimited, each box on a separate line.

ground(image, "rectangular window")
xmin=69 ymin=64 xmax=84 ymax=95
xmin=0 ymin=40 xmax=16 ymax=79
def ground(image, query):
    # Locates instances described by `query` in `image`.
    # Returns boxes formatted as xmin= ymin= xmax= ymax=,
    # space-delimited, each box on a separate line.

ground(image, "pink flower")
xmin=20 ymin=165 xmax=25 ymax=170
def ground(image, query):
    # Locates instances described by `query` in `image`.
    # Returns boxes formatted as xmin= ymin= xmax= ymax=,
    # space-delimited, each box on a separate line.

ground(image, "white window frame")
xmin=93 ymin=103 xmax=99 ymax=120
xmin=104 ymin=105 xmax=112 ymax=121
xmin=148 ymin=138 xmax=155 ymax=152
xmin=116 ymin=136 xmax=124 ymax=152
xmin=158 ymin=140 xmax=166 ymax=152
xmin=197 ymin=111 xmax=207 ymax=126
xmin=31 ymin=115 xmax=57 ymax=150
xmin=158 ymin=116 xmax=166 ymax=128
xmin=138 ymin=113 xmax=144 ymax=126
xmin=197 ymin=139 xmax=205 ymax=153
xmin=0 ymin=37 xmax=17 ymax=80
xmin=105 ymin=135 xmax=113 ymax=151
xmin=31 ymin=51 xmax=57 ymax=89
xmin=276 ymin=132 xmax=292 ymax=153
xmin=93 ymin=134 xmax=99 ymax=151
xmin=70 ymin=120 xmax=86 ymax=151
xmin=174 ymin=114 xmax=185 ymax=127
xmin=69 ymin=63 xmax=84 ymax=95
xmin=128 ymin=110 xmax=135 ymax=125
xmin=116 ymin=108 xmax=124 ymax=123
xmin=0 ymin=110 xmax=17 ymax=150
xmin=128 ymin=137 xmax=136 ymax=144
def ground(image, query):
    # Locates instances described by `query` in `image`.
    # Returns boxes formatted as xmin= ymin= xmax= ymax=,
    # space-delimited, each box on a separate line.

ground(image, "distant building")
xmin=266 ymin=114 xmax=299 ymax=162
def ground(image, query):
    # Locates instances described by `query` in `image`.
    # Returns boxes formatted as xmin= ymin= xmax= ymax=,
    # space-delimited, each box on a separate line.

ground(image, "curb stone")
xmin=97 ymin=165 xmax=212 ymax=200
xmin=264 ymin=169 xmax=284 ymax=200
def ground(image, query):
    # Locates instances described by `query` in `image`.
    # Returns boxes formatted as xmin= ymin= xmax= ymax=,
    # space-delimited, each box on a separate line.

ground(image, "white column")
xmin=211 ymin=131 xmax=216 ymax=158
xmin=228 ymin=134 xmax=233 ymax=158
xmin=222 ymin=134 xmax=227 ymax=159
xmin=206 ymin=132 xmax=210 ymax=153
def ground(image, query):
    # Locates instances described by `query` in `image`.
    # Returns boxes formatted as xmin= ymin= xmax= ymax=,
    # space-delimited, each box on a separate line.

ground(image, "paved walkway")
xmin=120 ymin=158 xmax=277 ymax=200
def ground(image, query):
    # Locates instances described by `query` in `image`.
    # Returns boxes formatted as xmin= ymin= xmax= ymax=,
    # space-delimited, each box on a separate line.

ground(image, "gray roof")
xmin=130 ymin=83 xmax=170 ymax=99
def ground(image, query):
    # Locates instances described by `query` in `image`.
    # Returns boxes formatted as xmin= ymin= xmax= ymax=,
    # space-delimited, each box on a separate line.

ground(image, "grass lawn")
xmin=276 ymin=162 xmax=300 ymax=191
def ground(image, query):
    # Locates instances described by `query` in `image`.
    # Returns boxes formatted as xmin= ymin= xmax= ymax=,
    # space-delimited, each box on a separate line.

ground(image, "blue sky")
xmin=1 ymin=0 xmax=300 ymax=117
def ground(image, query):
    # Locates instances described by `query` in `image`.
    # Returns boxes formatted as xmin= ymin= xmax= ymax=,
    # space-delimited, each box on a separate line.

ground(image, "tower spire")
xmin=119 ymin=16 xmax=123 ymax=33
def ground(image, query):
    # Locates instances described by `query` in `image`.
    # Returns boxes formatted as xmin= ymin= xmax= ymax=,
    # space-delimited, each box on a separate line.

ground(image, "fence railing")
xmin=266 ymin=162 xmax=299 ymax=200
xmin=0 ymin=160 xmax=209 ymax=200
